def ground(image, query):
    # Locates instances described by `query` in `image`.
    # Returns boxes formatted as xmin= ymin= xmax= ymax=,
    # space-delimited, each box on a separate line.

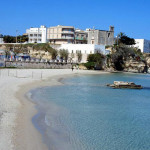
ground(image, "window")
xmin=92 ymin=40 xmax=94 ymax=44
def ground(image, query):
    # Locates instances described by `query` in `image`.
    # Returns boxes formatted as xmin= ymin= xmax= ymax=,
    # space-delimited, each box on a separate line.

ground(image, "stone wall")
xmin=5 ymin=61 xmax=73 ymax=69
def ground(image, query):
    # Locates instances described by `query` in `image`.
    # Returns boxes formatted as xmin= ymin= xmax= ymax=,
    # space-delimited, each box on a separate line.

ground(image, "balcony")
xmin=61 ymin=31 xmax=74 ymax=34
xmin=75 ymin=37 xmax=85 ymax=40
xmin=61 ymin=36 xmax=74 ymax=40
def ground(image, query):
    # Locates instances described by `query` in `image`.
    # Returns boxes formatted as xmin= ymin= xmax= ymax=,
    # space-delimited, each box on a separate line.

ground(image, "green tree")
xmin=3 ymin=35 xmax=28 ymax=43
xmin=110 ymin=45 xmax=142 ymax=70
xmin=87 ymin=53 xmax=103 ymax=65
xmin=59 ymin=49 xmax=69 ymax=62
xmin=3 ymin=36 xmax=16 ymax=43
xmin=77 ymin=50 xmax=82 ymax=62
xmin=17 ymin=35 xmax=28 ymax=43
xmin=85 ymin=53 xmax=104 ymax=70
xmin=51 ymin=49 xmax=58 ymax=60
xmin=116 ymin=32 xmax=135 ymax=45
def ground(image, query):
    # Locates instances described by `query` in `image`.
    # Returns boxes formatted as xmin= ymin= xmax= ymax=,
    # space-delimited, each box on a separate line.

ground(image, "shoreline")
xmin=0 ymin=69 xmax=108 ymax=150
xmin=14 ymin=73 xmax=78 ymax=150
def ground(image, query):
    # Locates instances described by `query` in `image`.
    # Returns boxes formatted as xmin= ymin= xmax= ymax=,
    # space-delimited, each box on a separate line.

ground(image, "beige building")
xmin=75 ymin=29 xmax=88 ymax=44
xmin=47 ymin=25 xmax=75 ymax=44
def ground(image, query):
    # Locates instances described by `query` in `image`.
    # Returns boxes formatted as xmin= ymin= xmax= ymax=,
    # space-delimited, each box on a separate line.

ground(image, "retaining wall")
xmin=5 ymin=61 xmax=73 ymax=69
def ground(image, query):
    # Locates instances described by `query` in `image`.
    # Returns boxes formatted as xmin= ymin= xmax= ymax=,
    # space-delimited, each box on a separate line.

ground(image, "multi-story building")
xmin=133 ymin=39 xmax=150 ymax=53
xmin=26 ymin=25 xmax=47 ymax=43
xmin=87 ymin=26 xmax=114 ymax=46
xmin=75 ymin=29 xmax=88 ymax=44
xmin=47 ymin=25 xmax=75 ymax=44
xmin=26 ymin=25 xmax=115 ymax=45
xmin=0 ymin=34 xmax=4 ymax=43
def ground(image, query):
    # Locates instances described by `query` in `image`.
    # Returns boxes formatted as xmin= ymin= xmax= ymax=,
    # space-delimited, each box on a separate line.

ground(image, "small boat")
xmin=107 ymin=81 xmax=143 ymax=89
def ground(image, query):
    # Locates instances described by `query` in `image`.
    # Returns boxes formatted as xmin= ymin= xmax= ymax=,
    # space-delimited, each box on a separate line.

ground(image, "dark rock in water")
xmin=107 ymin=81 xmax=143 ymax=89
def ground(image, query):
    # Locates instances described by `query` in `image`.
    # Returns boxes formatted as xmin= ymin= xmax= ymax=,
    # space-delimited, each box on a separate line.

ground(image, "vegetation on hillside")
xmin=107 ymin=32 xmax=146 ymax=71
xmin=84 ymin=32 xmax=146 ymax=71
xmin=84 ymin=53 xmax=104 ymax=70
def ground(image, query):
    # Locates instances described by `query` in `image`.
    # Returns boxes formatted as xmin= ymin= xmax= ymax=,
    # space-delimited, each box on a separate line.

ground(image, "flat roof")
xmin=49 ymin=25 xmax=74 ymax=28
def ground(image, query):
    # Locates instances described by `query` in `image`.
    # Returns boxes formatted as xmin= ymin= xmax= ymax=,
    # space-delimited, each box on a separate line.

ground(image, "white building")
xmin=0 ymin=34 xmax=4 ymax=43
xmin=26 ymin=25 xmax=47 ymax=43
xmin=134 ymin=39 xmax=150 ymax=53
xmin=57 ymin=44 xmax=106 ymax=63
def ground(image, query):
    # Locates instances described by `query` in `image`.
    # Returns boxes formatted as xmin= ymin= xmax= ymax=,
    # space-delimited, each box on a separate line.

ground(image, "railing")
xmin=75 ymin=37 xmax=85 ymax=40
xmin=62 ymin=31 xmax=74 ymax=34
xmin=61 ymin=37 xmax=74 ymax=39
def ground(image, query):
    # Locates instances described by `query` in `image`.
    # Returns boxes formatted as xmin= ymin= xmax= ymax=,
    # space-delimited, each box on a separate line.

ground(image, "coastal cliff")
xmin=105 ymin=58 xmax=148 ymax=73
xmin=104 ymin=44 xmax=150 ymax=73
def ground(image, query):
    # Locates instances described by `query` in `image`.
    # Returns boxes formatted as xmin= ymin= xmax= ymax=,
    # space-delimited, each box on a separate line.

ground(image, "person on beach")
xmin=72 ymin=65 xmax=74 ymax=71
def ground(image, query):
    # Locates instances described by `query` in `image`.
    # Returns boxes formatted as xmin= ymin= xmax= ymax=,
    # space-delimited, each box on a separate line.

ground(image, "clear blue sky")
xmin=0 ymin=0 xmax=150 ymax=39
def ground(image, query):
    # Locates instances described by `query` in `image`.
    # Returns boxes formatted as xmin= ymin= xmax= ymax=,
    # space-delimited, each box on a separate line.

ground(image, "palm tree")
xmin=117 ymin=32 xmax=125 ymax=39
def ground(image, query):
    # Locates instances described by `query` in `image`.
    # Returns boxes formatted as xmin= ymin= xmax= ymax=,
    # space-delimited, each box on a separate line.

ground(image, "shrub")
xmin=84 ymin=62 xmax=95 ymax=70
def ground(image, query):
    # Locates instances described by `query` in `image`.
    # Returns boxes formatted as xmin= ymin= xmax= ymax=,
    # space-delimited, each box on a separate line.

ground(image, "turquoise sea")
xmin=29 ymin=73 xmax=150 ymax=150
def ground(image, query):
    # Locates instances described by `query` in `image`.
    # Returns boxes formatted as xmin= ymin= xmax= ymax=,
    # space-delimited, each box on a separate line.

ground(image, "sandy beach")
xmin=0 ymin=69 xmax=108 ymax=150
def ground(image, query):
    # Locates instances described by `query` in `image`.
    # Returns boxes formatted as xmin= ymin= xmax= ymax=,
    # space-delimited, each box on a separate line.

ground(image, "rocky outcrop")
xmin=79 ymin=64 xmax=87 ymax=70
xmin=146 ymin=58 xmax=150 ymax=73
xmin=29 ymin=49 xmax=52 ymax=60
xmin=105 ymin=57 xmax=148 ymax=73
xmin=104 ymin=67 xmax=115 ymax=72
xmin=124 ymin=60 xmax=147 ymax=73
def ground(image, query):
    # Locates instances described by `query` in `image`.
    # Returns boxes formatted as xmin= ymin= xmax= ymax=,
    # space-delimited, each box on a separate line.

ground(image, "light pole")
xmin=16 ymin=30 xmax=18 ymax=43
